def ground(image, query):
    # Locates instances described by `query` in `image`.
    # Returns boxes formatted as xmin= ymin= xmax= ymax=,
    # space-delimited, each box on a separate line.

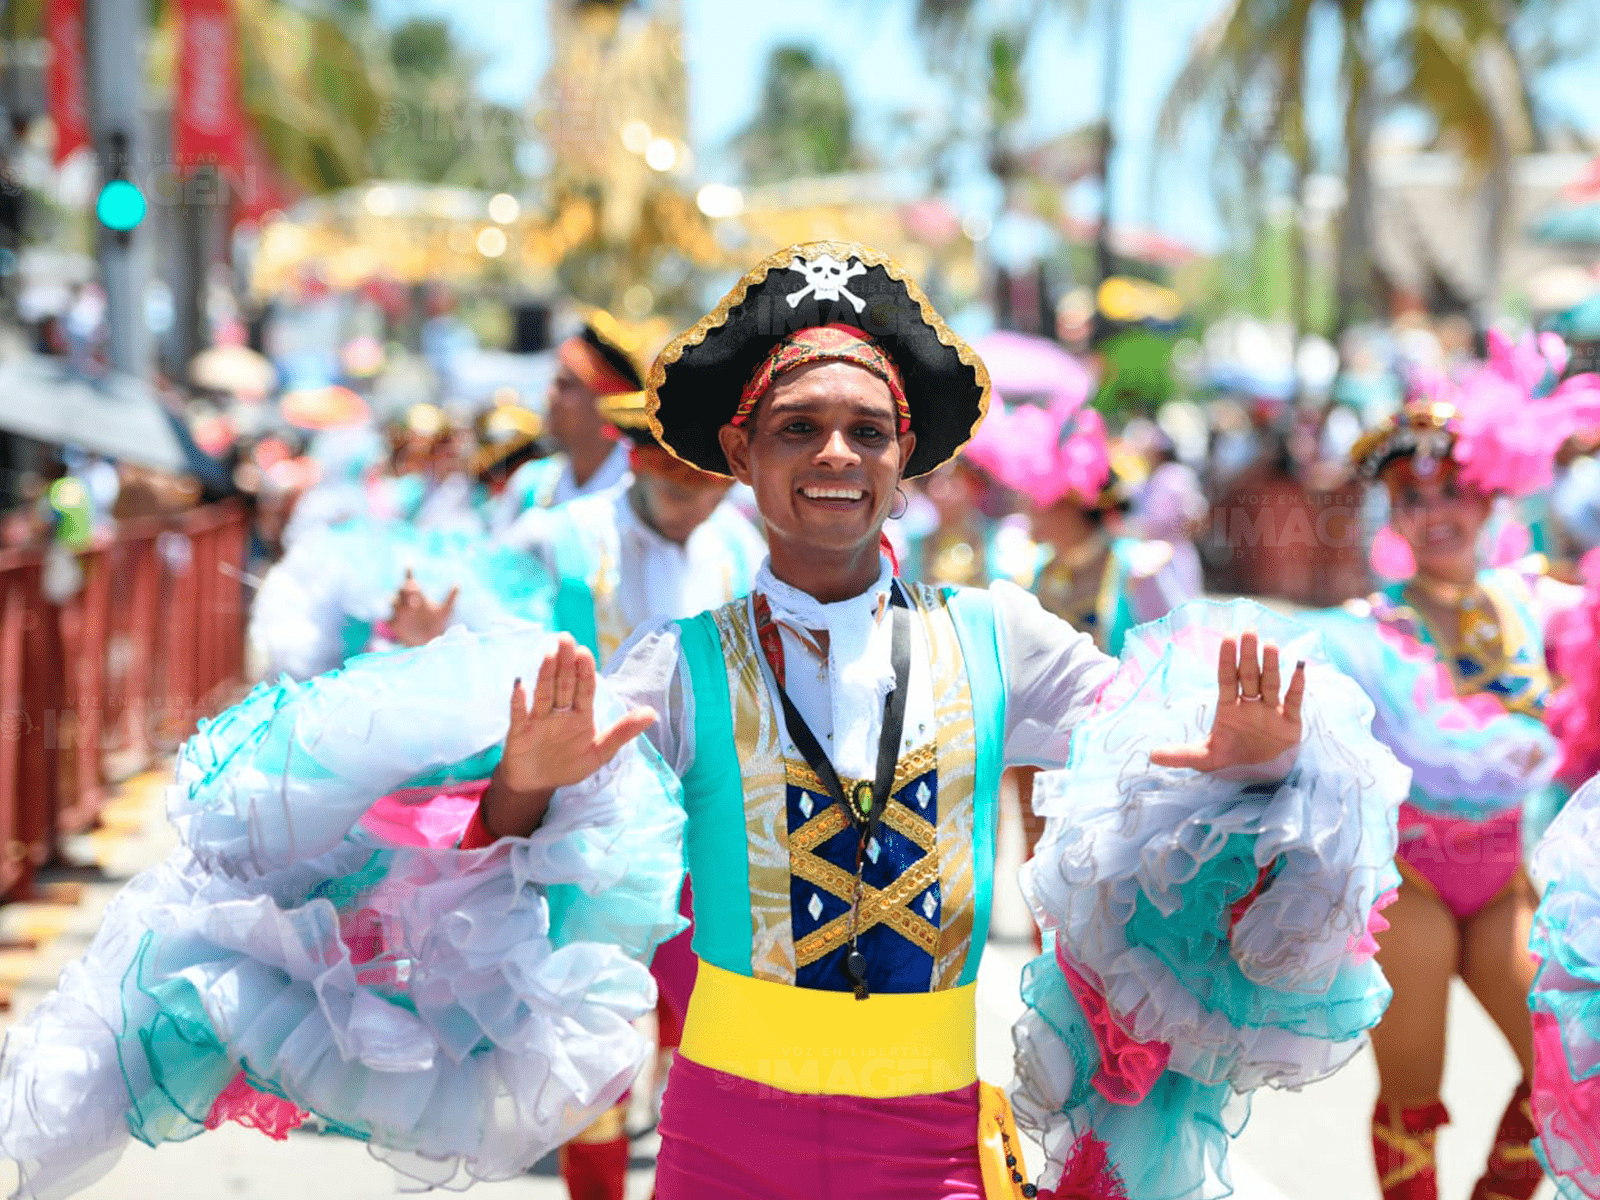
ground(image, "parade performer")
xmin=489 ymin=314 xmax=640 ymax=532
xmin=494 ymin=386 xmax=763 ymax=1200
xmin=966 ymin=398 xmax=1196 ymax=657
xmin=0 ymin=244 xmax=1400 ymax=1200
xmin=461 ymin=243 xmax=1402 ymax=1199
xmin=499 ymin=388 xmax=765 ymax=666
xmin=1311 ymin=344 xmax=1600 ymax=1200
xmin=1526 ymin=773 xmax=1600 ymax=1200
xmin=246 ymin=517 xmax=555 ymax=681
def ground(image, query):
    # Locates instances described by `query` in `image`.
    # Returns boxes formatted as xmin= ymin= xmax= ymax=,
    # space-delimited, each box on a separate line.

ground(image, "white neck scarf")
xmin=754 ymin=554 xmax=897 ymax=779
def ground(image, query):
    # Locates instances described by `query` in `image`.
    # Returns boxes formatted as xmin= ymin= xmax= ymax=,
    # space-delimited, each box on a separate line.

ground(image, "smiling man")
xmin=459 ymin=243 xmax=1403 ymax=1199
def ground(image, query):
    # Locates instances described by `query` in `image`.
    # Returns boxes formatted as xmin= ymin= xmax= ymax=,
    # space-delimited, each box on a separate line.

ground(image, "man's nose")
xmin=815 ymin=428 xmax=859 ymax=464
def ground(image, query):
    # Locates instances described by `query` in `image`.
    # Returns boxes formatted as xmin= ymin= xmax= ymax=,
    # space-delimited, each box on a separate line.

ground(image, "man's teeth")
xmin=802 ymin=487 xmax=865 ymax=500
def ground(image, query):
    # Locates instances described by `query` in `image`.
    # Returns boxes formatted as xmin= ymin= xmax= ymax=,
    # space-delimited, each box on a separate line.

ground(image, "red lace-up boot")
xmin=1372 ymin=1097 xmax=1450 ymax=1200
xmin=1468 ymin=1080 xmax=1543 ymax=1200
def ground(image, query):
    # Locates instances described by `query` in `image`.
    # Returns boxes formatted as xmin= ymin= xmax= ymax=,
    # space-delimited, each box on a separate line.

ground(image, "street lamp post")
xmin=84 ymin=0 xmax=148 ymax=377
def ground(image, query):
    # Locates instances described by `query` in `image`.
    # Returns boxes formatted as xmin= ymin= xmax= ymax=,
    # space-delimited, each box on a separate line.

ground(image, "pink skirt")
xmin=655 ymin=1056 xmax=985 ymax=1200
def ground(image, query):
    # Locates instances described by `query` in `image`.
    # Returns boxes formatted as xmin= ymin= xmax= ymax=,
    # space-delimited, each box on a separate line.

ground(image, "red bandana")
xmin=732 ymin=324 xmax=910 ymax=431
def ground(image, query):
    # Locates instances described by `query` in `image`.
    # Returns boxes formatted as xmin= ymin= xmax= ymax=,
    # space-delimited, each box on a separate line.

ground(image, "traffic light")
xmin=95 ymin=130 xmax=144 ymax=245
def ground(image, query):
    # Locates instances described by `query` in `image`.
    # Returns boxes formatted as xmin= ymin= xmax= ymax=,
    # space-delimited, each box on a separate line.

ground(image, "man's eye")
xmin=855 ymin=426 xmax=886 ymax=440
xmin=783 ymin=421 xmax=813 ymax=435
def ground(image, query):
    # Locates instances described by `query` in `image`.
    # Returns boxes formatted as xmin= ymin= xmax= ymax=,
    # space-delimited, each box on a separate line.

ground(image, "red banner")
xmin=230 ymin=124 xmax=297 ymax=229
xmin=175 ymin=0 xmax=244 ymax=174
xmin=45 ymin=0 xmax=89 ymax=165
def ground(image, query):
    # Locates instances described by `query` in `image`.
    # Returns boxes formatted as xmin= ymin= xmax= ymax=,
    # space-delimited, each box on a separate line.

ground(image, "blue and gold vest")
xmin=674 ymin=582 xmax=1007 ymax=995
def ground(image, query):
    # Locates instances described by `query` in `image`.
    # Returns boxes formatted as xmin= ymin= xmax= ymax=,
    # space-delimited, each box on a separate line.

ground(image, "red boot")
xmin=559 ymin=1116 xmax=629 ymax=1200
xmin=1372 ymin=1098 xmax=1449 ymax=1200
xmin=1469 ymin=1080 xmax=1543 ymax=1200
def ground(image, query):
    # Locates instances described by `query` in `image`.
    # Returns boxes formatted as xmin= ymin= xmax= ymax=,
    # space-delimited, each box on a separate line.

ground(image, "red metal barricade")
xmin=0 ymin=500 xmax=249 ymax=903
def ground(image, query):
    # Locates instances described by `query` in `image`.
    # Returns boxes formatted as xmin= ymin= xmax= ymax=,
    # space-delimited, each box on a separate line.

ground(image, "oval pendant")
xmin=851 ymin=780 xmax=876 ymax=822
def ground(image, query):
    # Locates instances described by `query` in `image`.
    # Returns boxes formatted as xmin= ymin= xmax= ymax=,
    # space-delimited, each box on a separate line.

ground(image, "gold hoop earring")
xmin=889 ymin=485 xmax=909 ymax=521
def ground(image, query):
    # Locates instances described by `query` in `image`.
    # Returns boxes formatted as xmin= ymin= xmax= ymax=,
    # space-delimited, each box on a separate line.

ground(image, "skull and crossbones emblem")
xmin=785 ymin=254 xmax=868 ymax=312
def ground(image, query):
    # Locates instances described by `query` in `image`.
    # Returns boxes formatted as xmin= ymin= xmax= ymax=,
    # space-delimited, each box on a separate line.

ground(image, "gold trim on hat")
xmin=644 ymin=240 xmax=993 ymax=479
xmin=1349 ymin=399 xmax=1459 ymax=479
xmin=596 ymin=389 xmax=651 ymax=431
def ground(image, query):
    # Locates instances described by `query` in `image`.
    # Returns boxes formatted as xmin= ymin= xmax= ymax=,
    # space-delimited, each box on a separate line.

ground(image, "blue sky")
xmin=375 ymin=0 xmax=1600 ymax=254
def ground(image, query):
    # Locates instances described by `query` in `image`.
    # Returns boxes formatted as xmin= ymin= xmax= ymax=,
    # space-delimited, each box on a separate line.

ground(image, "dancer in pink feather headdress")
xmin=1307 ymin=329 xmax=1600 ymax=1200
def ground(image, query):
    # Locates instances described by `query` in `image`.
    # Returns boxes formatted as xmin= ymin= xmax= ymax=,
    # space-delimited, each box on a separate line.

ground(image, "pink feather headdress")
xmin=964 ymin=393 xmax=1114 ymax=510
xmin=1355 ymin=331 xmax=1600 ymax=498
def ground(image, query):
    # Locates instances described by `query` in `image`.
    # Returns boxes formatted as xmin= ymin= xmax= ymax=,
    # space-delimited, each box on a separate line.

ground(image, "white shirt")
xmin=488 ymin=441 xmax=634 ymax=535
xmin=550 ymin=441 xmax=632 ymax=508
xmin=499 ymin=482 xmax=766 ymax=640
xmin=592 ymin=554 xmax=1116 ymax=783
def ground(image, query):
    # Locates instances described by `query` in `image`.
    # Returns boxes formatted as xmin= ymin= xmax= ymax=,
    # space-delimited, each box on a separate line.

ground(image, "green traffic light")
xmin=96 ymin=179 xmax=146 ymax=233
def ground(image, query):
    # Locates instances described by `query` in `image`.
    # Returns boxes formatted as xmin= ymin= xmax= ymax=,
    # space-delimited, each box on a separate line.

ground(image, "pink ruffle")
xmin=1548 ymin=548 xmax=1600 ymax=788
xmin=359 ymin=781 xmax=488 ymax=849
xmin=1531 ymin=1010 xmax=1600 ymax=1179
xmin=1346 ymin=888 xmax=1398 ymax=963
xmin=1039 ymin=1130 xmax=1130 ymax=1200
xmin=204 ymin=1071 xmax=308 ymax=1141
xmin=1057 ymin=947 xmax=1172 ymax=1106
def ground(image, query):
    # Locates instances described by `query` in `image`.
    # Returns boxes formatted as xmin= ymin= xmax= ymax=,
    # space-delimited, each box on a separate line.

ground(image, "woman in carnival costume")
xmin=1312 ymin=340 xmax=1600 ymax=1200
xmin=1 ymin=243 xmax=1402 ymax=1200
xmin=965 ymin=397 xmax=1198 ymax=656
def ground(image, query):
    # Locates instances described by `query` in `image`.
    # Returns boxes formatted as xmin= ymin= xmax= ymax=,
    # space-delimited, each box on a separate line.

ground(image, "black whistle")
xmin=844 ymin=948 xmax=869 ymax=1000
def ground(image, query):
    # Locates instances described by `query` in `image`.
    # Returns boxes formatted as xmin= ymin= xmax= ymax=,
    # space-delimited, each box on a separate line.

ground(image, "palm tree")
xmin=1161 ymin=0 xmax=1564 ymax=335
xmin=733 ymin=46 xmax=864 ymax=184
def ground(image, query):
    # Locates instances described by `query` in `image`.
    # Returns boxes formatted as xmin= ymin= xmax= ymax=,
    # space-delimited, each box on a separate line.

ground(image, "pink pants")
xmin=655 ymin=1057 xmax=984 ymax=1200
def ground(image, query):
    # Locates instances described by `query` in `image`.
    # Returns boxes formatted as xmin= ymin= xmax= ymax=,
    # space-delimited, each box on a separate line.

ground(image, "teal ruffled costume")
xmin=1012 ymin=602 xmax=1408 ymax=1200
xmin=0 ymin=628 xmax=685 ymax=1199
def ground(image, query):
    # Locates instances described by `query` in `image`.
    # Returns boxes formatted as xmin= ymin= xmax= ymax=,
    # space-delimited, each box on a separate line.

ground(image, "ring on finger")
xmin=1240 ymin=691 xmax=1264 ymax=702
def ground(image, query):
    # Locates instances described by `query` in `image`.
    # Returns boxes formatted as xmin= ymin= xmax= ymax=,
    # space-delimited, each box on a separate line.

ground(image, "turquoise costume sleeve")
xmin=1012 ymin=600 xmax=1407 ymax=1200
xmin=0 ymin=628 xmax=685 ymax=1197
xmin=1527 ymin=775 xmax=1600 ymax=1200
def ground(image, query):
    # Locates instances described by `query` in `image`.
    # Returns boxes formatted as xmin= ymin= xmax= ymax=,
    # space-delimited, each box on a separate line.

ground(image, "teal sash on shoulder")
xmin=944 ymin=586 xmax=1006 ymax=986
xmin=675 ymin=609 xmax=753 ymax=976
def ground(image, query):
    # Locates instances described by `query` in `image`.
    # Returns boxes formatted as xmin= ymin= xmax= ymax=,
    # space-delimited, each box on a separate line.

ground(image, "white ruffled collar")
xmin=754 ymin=554 xmax=899 ymax=778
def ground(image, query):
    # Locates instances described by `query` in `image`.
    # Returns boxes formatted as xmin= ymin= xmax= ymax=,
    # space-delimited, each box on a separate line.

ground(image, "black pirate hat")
xmin=646 ymin=241 xmax=990 ymax=478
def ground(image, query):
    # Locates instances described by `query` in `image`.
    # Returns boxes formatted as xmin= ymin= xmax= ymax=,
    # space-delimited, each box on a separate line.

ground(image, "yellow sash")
xmin=679 ymin=959 xmax=977 ymax=1098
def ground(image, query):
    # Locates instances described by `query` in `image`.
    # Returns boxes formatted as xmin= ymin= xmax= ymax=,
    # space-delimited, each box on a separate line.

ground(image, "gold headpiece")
xmin=1349 ymin=399 xmax=1459 ymax=480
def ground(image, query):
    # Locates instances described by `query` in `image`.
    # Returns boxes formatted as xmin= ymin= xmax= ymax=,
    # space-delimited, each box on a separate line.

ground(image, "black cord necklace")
xmin=765 ymin=585 xmax=912 ymax=1000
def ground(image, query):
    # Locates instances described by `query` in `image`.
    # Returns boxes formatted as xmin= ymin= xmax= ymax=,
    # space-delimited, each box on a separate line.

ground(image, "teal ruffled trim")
xmin=2 ymin=626 xmax=686 ymax=1197
xmin=1528 ymin=777 xmax=1600 ymax=1199
xmin=1016 ymin=599 xmax=1405 ymax=1200
xmin=1014 ymin=951 xmax=1248 ymax=1200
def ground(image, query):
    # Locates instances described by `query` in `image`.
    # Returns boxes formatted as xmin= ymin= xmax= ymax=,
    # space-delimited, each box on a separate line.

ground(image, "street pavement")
xmin=0 ymin=771 xmax=1555 ymax=1200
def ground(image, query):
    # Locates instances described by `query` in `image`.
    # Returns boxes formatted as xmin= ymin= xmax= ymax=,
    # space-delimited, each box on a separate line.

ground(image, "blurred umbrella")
xmin=190 ymin=344 xmax=277 ymax=395
xmin=972 ymin=331 xmax=1090 ymax=413
xmin=1529 ymin=201 xmax=1600 ymax=247
xmin=280 ymin=385 xmax=370 ymax=431
xmin=1546 ymin=293 xmax=1600 ymax=343
xmin=0 ymin=356 xmax=187 ymax=472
